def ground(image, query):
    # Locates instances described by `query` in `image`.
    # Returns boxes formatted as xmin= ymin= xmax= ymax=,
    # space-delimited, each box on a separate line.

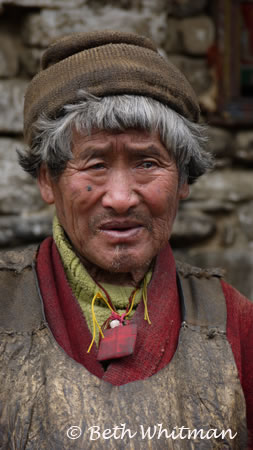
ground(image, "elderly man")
xmin=0 ymin=31 xmax=252 ymax=449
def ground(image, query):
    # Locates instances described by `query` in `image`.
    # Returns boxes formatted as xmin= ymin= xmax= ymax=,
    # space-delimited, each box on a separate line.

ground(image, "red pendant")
xmin=97 ymin=323 xmax=137 ymax=361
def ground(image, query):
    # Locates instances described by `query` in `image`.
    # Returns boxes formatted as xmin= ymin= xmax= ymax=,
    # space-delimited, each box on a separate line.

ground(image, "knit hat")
xmin=23 ymin=30 xmax=200 ymax=146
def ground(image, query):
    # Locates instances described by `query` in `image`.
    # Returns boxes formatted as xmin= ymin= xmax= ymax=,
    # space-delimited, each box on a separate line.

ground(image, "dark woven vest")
xmin=0 ymin=248 xmax=247 ymax=449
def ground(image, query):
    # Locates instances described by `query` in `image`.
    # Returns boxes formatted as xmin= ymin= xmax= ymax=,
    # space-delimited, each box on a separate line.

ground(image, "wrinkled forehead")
xmin=71 ymin=127 xmax=166 ymax=155
xmin=72 ymin=126 xmax=162 ymax=142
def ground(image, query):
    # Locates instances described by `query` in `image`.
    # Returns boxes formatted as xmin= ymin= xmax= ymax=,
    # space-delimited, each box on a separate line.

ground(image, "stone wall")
xmin=0 ymin=0 xmax=252 ymax=299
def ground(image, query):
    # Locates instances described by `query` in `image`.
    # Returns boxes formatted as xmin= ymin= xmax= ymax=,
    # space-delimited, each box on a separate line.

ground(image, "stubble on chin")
xmin=108 ymin=244 xmax=154 ymax=282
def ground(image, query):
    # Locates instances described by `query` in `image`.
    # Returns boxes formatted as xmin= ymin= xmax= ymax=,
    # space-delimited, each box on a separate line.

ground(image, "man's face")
xmin=38 ymin=128 xmax=188 ymax=277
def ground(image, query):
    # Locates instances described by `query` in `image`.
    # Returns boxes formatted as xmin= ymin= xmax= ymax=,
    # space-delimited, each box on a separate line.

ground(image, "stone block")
xmin=168 ymin=55 xmax=212 ymax=95
xmin=185 ymin=169 xmax=253 ymax=212
xmin=171 ymin=211 xmax=216 ymax=245
xmin=0 ymin=210 xmax=53 ymax=247
xmin=0 ymin=137 xmax=24 ymax=161
xmin=179 ymin=16 xmax=215 ymax=55
xmin=198 ymin=77 xmax=217 ymax=113
xmin=141 ymin=0 xmax=173 ymax=15
xmin=0 ymin=80 xmax=28 ymax=134
xmin=172 ymin=0 xmax=207 ymax=18
xmin=149 ymin=13 xmax=168 ymax=48
xmin=220 ymin=222 xmax=237 ymax=248
xmin=0 ymin=0 xmax=85 ymax=8
xmin=21 ymin=7 xmax=152 ymax=48
xmin=163 ymin=19 xmax=181 ymax=53
xmin=20 ymin=47 xmax=43 ymax=77
xmin=234 ymin=131 xmax=253 ymax=164
xmin=235 ymin=131 xmax=253 ymax=149
xmin=238 ymin=202 xmax=253 ymax=242
xmin=214 ymin=158 xmax=233 ymax=169
xmin=0 ymin=138 xmax=44 ymax=214
xmin=0 ymin=32 xmax=19 ymax=77
xmin=207 ymin=127 xmax=233 ymax=158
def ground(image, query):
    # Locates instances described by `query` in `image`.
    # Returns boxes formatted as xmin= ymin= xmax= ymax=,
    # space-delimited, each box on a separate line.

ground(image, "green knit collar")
xmin=53 ymin=216 xmax=152 ymax=344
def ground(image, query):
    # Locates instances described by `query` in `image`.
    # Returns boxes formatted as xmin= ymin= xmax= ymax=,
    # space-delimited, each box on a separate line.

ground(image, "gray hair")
xmin=18 ymin=93 xmax=213 ymax=184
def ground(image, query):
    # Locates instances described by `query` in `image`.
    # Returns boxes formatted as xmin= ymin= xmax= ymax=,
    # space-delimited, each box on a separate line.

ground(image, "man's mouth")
xmin=99 ymin=220 xmax=144 ymax=240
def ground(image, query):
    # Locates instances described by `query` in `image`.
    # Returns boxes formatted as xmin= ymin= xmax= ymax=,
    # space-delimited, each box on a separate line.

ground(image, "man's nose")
xmin=101 ymin=172 xmax=140 ymax=213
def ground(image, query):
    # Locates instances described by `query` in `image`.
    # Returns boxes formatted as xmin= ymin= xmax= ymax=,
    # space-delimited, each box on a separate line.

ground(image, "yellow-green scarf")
xmin=53 ymin=216 xmax=152 ymax=345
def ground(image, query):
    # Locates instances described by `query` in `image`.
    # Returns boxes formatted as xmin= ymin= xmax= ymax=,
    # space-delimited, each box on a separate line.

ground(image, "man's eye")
xmin=140 ymin=161 xmax=156 ymax=169
xmin=90 ymin=163 xmax=106 ymax=170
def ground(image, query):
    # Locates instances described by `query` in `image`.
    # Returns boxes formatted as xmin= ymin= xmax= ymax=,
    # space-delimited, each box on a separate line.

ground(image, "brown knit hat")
xmin=24 ymin=30 xmax=200 ymax=146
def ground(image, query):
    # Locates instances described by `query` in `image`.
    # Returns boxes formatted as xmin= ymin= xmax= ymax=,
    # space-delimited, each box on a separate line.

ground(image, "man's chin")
xmin=104 ymin=252 xmax=153 ymax=275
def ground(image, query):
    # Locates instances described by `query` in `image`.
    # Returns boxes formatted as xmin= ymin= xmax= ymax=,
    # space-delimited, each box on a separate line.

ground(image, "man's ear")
xmin=178 ymin=182 xmax=189 ymax=200
xmin=37 ymin=165 xmax=55 ymax=205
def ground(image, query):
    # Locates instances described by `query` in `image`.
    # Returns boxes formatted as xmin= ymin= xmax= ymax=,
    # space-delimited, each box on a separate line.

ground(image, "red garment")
xmin=223 ymin=280 xmax=253 ymax=444
xmin=37 ymin=237 xmax=253 ymax=444
xmin=36 ymin=237 xmax=181 ymax=382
